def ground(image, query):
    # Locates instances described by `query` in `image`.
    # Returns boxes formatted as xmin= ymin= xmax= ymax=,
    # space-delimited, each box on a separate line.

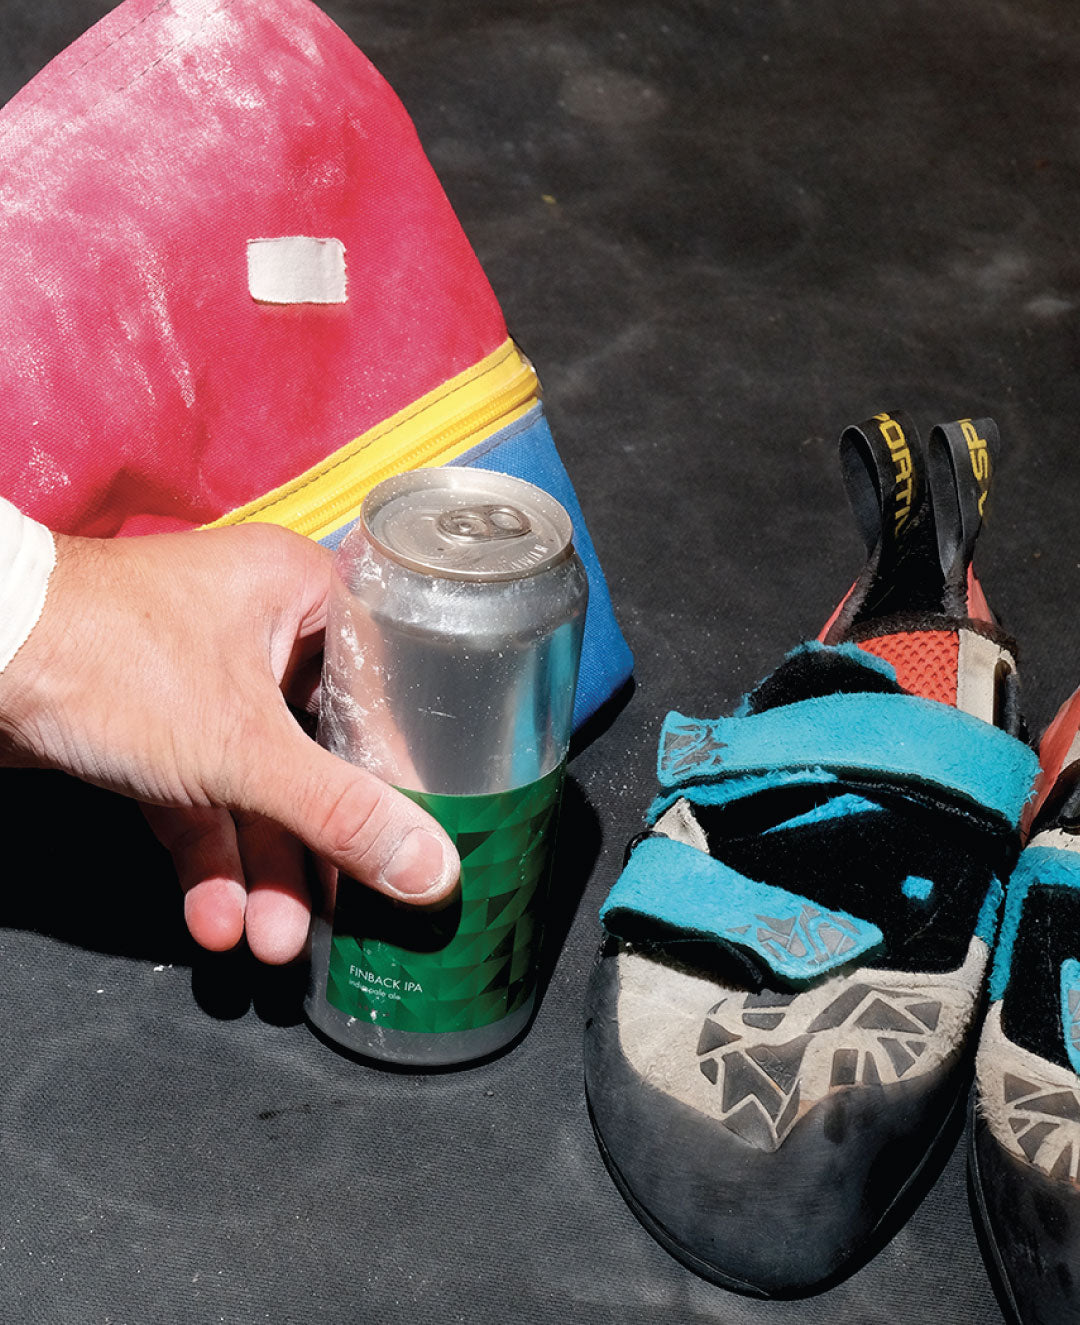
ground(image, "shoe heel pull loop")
xmin=927 ymin=417 xmax=999 ymax=586
xmin=838 ymin=410 xmax=927 ymax=566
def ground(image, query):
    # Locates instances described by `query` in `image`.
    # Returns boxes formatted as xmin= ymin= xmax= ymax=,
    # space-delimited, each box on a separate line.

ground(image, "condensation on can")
xmin=304 ymin=467 xmax=588 ymax=1066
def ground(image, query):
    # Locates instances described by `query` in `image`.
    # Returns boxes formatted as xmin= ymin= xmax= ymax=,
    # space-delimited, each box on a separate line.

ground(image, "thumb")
xmin=234 ymin=708 xmax=459 ymax=904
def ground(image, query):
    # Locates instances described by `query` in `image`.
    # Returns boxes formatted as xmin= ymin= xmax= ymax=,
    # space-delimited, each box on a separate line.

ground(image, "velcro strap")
xmin=1061 ymin=958 xmax=1080 ymax=1077
xmin=990 ymin=842 xmax=1080 ymax=1002
xmin=658 ymin=691 xmax=1038 ymax=829
xmin=600 ymin=835 xmax=883 ymax=987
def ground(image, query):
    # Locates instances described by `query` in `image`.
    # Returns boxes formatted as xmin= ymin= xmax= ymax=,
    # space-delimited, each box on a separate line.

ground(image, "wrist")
xmin=0 ymin=519 xmax=77 ymax=767
xmin=0 ymin=496 xmax=56 ymax=675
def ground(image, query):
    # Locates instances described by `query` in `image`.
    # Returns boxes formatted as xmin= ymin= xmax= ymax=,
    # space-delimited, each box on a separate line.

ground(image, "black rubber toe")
xmin=971 ymin=1113 xmax=1080 ymax=1325
xmin=584 ymin=950 xmax=966 ymax=1297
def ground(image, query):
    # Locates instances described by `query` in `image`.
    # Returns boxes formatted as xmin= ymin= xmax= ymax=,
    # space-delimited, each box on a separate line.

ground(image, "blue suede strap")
xmin=1061 ymin=958 xmax=1080 ymax=1077
xmin=600 ymin=835 xmax=883 ymax=987
xmin=992 ymin=843 xmax=1080 ymax=1071
xmin=990 ymin=843 xmax=1080 ymax=1001
xmin=658 ymin=692 xmax=1038 ymax=829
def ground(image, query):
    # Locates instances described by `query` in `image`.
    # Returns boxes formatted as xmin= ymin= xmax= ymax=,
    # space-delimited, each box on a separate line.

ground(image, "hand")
xmin=0 ymin=523 xmax=459 ymax=963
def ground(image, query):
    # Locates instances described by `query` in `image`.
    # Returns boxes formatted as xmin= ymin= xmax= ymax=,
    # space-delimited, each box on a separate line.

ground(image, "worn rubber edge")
xmin=584 ymin=1056 xmax=971 ymax=1300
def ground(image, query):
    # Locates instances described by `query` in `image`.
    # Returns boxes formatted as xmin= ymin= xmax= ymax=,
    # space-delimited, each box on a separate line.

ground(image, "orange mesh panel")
xmin=857 ymin=631 xmax=959 ymax=705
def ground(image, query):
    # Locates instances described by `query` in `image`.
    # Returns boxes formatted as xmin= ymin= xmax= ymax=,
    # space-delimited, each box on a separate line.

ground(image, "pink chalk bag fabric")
xmin=0 ymin=0 xmax=631 ymax=728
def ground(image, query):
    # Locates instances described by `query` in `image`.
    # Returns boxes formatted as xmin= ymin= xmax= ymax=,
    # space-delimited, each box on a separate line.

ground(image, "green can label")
xmin=325 ymin=764 xmax=565 ymax=1034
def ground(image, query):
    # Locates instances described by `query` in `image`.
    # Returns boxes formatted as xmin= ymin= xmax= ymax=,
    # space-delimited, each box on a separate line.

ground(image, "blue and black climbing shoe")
xmin=584 ymin=414 xmax=1039 ymax=1296
xmin=972 ymin=685 xmax=1080 ymax=1325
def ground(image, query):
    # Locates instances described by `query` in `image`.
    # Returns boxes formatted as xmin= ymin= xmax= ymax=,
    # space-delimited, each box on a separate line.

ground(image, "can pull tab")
xmin=927 ymin=418 xmax=998 ymax=584
xmin=437 ymin=504 xmax=532 ymax=543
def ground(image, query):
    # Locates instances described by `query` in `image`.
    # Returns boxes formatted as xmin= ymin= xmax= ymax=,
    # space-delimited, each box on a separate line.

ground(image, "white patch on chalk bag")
xmin=247 ymin=236 xmax=347 ymax=305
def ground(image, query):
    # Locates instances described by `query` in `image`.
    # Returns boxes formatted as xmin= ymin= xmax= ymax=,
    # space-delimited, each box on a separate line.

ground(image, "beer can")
xmin=305 ymin=467 xmax=588 ymax=1065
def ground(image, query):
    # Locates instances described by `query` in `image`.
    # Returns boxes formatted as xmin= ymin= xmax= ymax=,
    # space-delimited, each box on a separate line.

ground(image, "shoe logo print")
xmin=696 ymin=980 xmax=945 ymax=1152
xmin=873 ymin=413 xmax=915 ymax=535
xmin=725 ymin=905 xmax=863 ymax=977
xmin=999 ymin=1074 xmax=1080 ymax=1180
xmin=659 ymin=719 xmax=728 ymax=778
xmin=959 ymin=418 xmax=992 ymax=516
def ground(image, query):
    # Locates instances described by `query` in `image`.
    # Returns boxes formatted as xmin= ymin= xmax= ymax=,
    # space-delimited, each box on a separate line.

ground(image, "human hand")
xmin=0 ymin=523 xmax=459 ymax=963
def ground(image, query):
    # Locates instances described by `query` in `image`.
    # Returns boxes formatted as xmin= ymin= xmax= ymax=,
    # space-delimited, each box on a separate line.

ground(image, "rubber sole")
xmin=585 ymin=1062 xmax=970 ymax=1299
xmin=967 ymin=1100 xmax=1023 ymax=1325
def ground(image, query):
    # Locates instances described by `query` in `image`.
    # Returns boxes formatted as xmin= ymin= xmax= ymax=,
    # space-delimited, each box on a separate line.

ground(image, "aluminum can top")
xmin=360 ymin=468 xmax=574 ymax=582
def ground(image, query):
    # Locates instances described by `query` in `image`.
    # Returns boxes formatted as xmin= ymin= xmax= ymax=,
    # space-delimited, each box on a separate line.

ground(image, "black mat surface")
xmin=4 ymin=1 xmax=1080 ymax=1321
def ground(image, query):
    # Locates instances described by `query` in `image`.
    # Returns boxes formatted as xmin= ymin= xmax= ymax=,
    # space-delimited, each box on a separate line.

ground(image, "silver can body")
xmin=305 ymin=467 xmax=588 ymax=1065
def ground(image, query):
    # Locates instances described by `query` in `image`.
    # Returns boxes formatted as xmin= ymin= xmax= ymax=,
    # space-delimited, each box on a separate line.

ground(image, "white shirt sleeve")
xmin=0 ymin=496 xmax=57 ymax=674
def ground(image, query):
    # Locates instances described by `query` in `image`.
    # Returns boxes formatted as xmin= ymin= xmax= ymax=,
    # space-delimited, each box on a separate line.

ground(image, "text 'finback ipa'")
xmin=305 ymin=467 xmax=588 ymax=1066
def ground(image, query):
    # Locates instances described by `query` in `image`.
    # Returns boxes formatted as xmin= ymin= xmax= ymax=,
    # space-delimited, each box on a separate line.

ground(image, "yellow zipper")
xmin=203 ymin=337 xmax=540 ymax=542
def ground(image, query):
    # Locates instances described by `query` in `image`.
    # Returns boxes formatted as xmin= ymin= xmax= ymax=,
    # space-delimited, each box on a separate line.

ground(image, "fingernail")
xmin=379 ymin=827 xmax=456 ymax=900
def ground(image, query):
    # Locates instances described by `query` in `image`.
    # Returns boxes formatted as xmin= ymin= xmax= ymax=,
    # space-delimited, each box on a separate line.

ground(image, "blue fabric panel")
xmin=990 ymin=844 xmax=1080 ymax=1000
xmin=975 ymin=874 xmax=1003 ymax=947
xmin=454 ymin=404 xmax=634 ymax=729
xmin=319 ymin=521 xmax=353 ymax=552
xmin=600 ymin=835 xmax=883 ymax=986
xmin=658 ymin=692 xmax=1039 ymax=829
xmin=762 ymin=792 xmax=883 ymax=835
xmin=902 ymin=875 xmax=935 ymax=901
xmin=647 ymin=768 xmax=842 ymax=826
xmin=1061 ymin=958 xmax=1080 ymax=1076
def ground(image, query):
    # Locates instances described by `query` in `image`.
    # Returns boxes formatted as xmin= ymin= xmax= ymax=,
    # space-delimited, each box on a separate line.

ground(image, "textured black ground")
xmin=3 ymin=1 xmax=1080 ymax=1321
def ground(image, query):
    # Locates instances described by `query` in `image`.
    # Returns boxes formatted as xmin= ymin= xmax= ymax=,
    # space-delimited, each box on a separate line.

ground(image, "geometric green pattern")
xmin=326 ymin=763 xmax=566 ymax=1033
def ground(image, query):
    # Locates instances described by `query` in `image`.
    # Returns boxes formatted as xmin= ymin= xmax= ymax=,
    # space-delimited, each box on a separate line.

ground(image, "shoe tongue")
xmin=927 ymin=417 xmax=998 ymax=601
xmin=744 ymin=642 xmax=902 ymax=716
